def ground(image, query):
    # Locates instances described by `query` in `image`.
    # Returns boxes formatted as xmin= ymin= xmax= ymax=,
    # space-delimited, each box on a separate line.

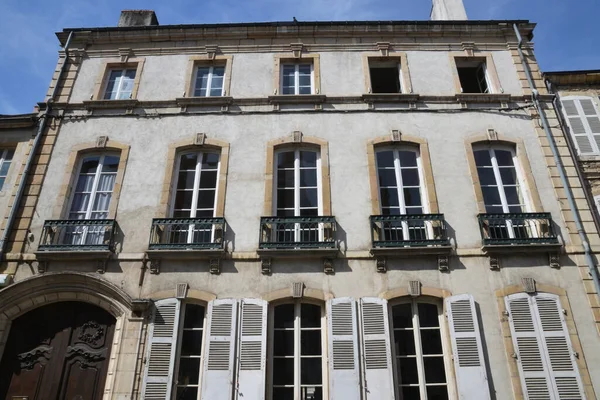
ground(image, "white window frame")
xmin=170 ymin=150 xmax=221 ymax=244
xmin=173 ymin=302 xmax=208 ymax=399
xmin=594 ymin=195 xmax=600 ymax=217
xmin=268 ymin=299 xmax=328 ymax=400
xmin=561 ymin=96 xmax=600 ymax=155
xmin=280 ymin=63 xmax=315 ymax=95
xmin=0 ymin=148 xmax=15 ymax=191
xmin=389 ymin=298 xmax=454 ymax=400
xmin=193 ymin=65 xmax=226 ymax=97
xmin=103 ymin=68 xmax=137 ymax=100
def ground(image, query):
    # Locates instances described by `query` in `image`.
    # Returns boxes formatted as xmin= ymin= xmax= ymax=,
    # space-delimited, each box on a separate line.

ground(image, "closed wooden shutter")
xmin=506 ymin=293 xmax=585 ymax=399
xmin=327 ymin=298 xmax=361 ymax=400
xmin=561 ymin=97 xmax=600 ymax=155
xmin=142 ymin=298 xmax=182 ymax=400
xmin=359 ymin=297 xmax=394 ymax=400
xmin=201 ymin=299 xmax=238 ymax=400
xmin=446 ymin=294 xmax=491 ymax=400
xmin=235 ymin=299 xmax=267 ymax=400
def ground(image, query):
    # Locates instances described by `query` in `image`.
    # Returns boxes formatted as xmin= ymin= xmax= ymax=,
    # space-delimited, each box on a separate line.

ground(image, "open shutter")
xmin=235 ymin=299 xmax=267 ymax=400
xmin=561 ymin=97 xmax=600 ymax=155
xmin=201 ymin=299 xmax=238 ymax=400
xmin=142 ymin=298 xmax=181 ymax=400
xmin=446 ymin=294 xmax=490 ymax=400
xmin=506 ymin=293 xmax=553 ymax=399
xmin=327 ymin=298 xmax=361 ymax=400
xmin=533 ymin=294 xmax=585 ymax=399
xmin=359 ymin=297 xmax=394 ymax=400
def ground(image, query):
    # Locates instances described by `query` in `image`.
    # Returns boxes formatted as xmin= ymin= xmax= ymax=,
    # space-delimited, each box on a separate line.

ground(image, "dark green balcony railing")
xmin=148 ymin=218 xmax=226 ymax=250
xmin=478 ymin=213 xmax=559 ymax=246
xmin=259 ymin=216 xmax=336 ymax=249
xmin=370 ymin=214 xmax=450 ymax=248
xmin=38 ymin=219 xmax=116 ymax=251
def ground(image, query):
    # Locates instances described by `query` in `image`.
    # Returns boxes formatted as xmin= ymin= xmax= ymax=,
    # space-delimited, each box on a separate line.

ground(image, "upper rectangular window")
xmin=103 ymin=69 xmax=137 ymax=100
xmin=455 ymin=58 xmax=491 ymax=94
xmin=0 ymin=149 xmax=15 ymax=191
xmin=369 ymin=60 xmax=402 ymax=93
xmin=194 ymin=65 xmax=226 ymax=97
xmin=561 ymin=97 xmax=600 ymax=155
xmin=281 ymin=64 xmax=314 ymax=95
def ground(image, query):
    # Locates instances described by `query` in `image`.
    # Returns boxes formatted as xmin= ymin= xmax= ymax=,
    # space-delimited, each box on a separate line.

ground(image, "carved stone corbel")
xmin=149 ymin=259 xmax=161 ymax=274
xmin=323 ymin=258 xmax=334 ymax=274
xmin=37 ymin=260 xmax=48 ymax=274
xmin=376 ymin=256 xmax=387 ymax=273
xmin=261 ymin=257 xmax=272 ymax=275
xmin=549 ymin=252 xmax=560 ymax=269
xmin=96 ymin=259 xmax=108 ymax=274
xmin=376 ymin=42 xmax=391 ymax=57
xmin=209 ymin=258 xmax=221 ymax=275
xmin=489 ymin=256 xmax=501 ymax=271
xmin=438 ymin=255 xmax=449 ymax=272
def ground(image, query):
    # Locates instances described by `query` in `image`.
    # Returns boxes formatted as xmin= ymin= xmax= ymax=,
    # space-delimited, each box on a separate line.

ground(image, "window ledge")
xmin=481 ymin=242 xmax=562 ymax=254
xmin=176 ymin=96 xmax=234 ymax=107
xmin=145 ymin=248 xmax=226 ymax=260
xmin=257 ymin=247 xmax=338 ymax=259
xmin=455 ymin=93 xmax=511 ymax=103
xmin=370 ymin=245 xmax=452 ymax=257
xmin=362 ymin=93 xmax=420 ymax=103
xmin=83 ymin=99 xmax=139 ymax=109
xmin=268 ymin=94 xmax=327 ymax=104
xmin=35 ymin=249 xmax=112 ymax=261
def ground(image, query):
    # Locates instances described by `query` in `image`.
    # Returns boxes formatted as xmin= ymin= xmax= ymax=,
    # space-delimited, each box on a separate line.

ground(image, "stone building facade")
xmin=1 ymin=3 xmax=600 ymax=400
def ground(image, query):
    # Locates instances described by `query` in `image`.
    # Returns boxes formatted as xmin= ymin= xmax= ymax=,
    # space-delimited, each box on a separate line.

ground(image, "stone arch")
xmin=380 ymin=285 xmax=452 ymax=300
xmin=262 ymin=286 xmax=334 ymax=303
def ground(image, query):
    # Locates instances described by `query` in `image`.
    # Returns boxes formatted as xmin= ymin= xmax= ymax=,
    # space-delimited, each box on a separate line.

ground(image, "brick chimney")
xmin=118 ymin=10 xmax=159 ymax=27
xmin=431 ymin=0 xmax=468 ymax=20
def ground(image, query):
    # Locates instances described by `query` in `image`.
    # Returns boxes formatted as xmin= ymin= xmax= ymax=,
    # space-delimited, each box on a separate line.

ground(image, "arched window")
xmin=274 ymin=148 xmax=322 ymax=217
xmin=270 ymin=301 xmax=325 ymax=400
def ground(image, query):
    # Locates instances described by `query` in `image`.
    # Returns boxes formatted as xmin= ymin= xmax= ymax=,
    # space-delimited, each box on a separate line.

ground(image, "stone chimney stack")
xmin=430 ymin=0 xmax=468 ymax=20
xmin=118 ymin=10 xmax=159 ymax=27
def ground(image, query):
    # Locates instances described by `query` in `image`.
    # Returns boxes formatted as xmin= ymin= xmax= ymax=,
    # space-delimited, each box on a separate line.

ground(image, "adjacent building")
xmin=1 ymin=2 xmax=600 ymax=399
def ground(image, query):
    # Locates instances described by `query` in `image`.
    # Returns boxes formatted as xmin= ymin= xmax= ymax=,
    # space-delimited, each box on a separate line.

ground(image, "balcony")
xmin=370 ymin=214 xmax=452 ymax=257
xmin=258 ymin=216 xmax=337 ymax=255
xmin=478 ymin=213 xmax=561 ymax=252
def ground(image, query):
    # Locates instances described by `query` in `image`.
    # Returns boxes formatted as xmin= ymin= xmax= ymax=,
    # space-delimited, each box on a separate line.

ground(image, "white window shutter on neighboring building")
xmin=201 ymin=299 xmax=238 ymax=400
xmin=359 ymin=297 xmax=394 ymax=400
xmin=446 ymin=294 xmax=491 ymax=400
xmin=235 ymin=299 xmax=267 ymax=400
xmin=561 ymin=97 xmax=600 ymax=155
xmin=327 ymin=297 xmax=361 ymax=400
xmin=141 ymin=298 xmax=181 ymax=400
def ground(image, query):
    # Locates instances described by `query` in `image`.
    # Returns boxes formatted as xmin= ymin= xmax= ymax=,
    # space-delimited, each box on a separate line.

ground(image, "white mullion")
xmin=295 ymin=64 xmax=300 ymax=95
xmin=294 ymin=150 xmax=301 ymax=242
xmin=86 ymin=155 xmax=104 ymax=219
xmin=398 ymin=64 xmax=404 ymax=93
xmin=115 ymin=71 xmax=125 ymax=99
xmin=394 ymin=150 xmax=410 ymax=240
xmin=206 ymin=67 xmax=213 ymax=97
xmin=310 ymin=63 xmax=315 ymax=94
xmin=188 ymin=152 xmax=203 ymax=243
xmin=295 ymin=301 xmax=301 ymax=400
xmin=490 ymin=149 xmax=515 ymax=238
xmin=412 ymin=301 xmax=428 ymax=400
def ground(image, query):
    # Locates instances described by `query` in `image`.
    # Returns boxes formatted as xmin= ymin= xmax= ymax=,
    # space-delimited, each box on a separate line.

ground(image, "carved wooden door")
xmin=0 ymin=301 xmax=116 ymax=400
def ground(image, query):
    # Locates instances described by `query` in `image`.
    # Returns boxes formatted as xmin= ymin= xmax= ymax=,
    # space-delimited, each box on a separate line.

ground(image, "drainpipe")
xmin=0 ymin=31 xmax=74 ymax=265
xmin=513 ymin=24 xmax=600 ymax=299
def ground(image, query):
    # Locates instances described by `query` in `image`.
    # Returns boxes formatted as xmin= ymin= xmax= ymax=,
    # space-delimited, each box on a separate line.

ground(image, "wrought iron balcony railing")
xmin=259 ymin=216 xmax=337 ymax=250
xmin=38 ymin=219 xmax=116 ymax=251
xmin=148 ymin=218 xmax=226 ymax=250
xmin=478 ymin=213 xmax=559 ymax=246
xmin=370 ymin=214 xmax=450 ymax=248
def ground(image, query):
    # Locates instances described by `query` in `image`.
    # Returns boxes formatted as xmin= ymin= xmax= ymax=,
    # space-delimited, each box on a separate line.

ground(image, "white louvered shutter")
xmin=561 ymin=97 xmax=600 ymax=155
xmin=533 ymin=294 xmax=585 ymax=399
xmin=446 ymin=294 xmax=491 ymax=400
xmin=359 ymin=297 xmax=394 ymax=400
xmin=327 ymin=298 xmax=361 ymax=400
xmin=201 ymin=299 xmax=238 ymax=400
xmin=235 ymin=299 xmax=267 ymax=400
xmin=142 ymin=298 xmax=181 ymax=400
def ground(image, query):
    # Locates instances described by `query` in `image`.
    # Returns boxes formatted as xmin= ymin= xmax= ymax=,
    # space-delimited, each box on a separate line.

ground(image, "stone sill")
xmin=362 ymin=93 xmax=420 ymax=103
xmin=82 ymin=99 xmax=139 ymax=110
xmin=370 ymin=245 xmax=452 ymax=257
xmin=176 ymin=96 xmax=234 ymax=107
xmin=455 ymin=93 xmax=511 ymax=103
xmin=268 ymin=94 xmax=327 ymax=104
xmin=145 ymin=248 xmax=226 ymax=260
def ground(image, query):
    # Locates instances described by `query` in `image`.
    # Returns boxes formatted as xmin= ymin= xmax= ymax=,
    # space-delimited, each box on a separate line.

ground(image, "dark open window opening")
xmin=456 ymin=59 xmax=489 ymax=94
xmin=369 ymin=61 xmax=401 ymax=93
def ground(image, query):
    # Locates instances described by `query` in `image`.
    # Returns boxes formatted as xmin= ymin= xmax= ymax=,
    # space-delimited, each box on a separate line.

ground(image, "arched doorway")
xmin=0 ymin=301 xmax=116 ymax=399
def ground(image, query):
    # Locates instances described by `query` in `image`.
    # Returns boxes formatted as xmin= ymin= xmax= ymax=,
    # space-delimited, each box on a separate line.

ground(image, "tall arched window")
xmin=270 ymin=301 xmax=325 ymax=400
xmin=274 ymin=149 xmax=322 ymax=217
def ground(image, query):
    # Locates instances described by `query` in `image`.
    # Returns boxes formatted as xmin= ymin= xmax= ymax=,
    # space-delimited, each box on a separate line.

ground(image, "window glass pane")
xmin=176 ymin=387 xmax=198 ymax=400
xmin=405 ymin=207 xmax=424 ymax=215
xmin=125 ymin=69 xmax=137 ymax=79
xmin=495 ymin=150 xmax=514 ymax=166
xmin=300 ymin=169 xmax=317 ymax=187
xmin=426 ymin=386 xmax=449 ymax=400
xmin=403 ymin=188 xmax=422 ymax=207
xmin=300 ymin=188 xmax=318 ymax=208
xmin=417 ymin=303 xmax=439 ymax=328
xmin=299 ymin=86 xmax=312 ymax=95
xmin=401 ymin=386 xmax=421 ymax=400
xmin=180 ymin=154 xmax=198 ymax=170
xmin=273 ymin=358 xmax=294 ymax=385
xmin=486 ymin=205 xmax=504 ymax=214
xmin=398 ymin=151 xmax=418 ymax=167
xmin=75 ymin=174 xmax=95 ymax=192
xmin=101 ymin=156 xmax=120 ymax=172
xmin=301 ymin=330 xmax=322 ymax=355
xmin=273 ymin=387 xmax=294 ymax=399
xmin=301 ymin=304 xmax=321 ymax=328
xmin=504 ymin=186 xmax=522 ymax=205
xmin=278 ymin=151 xmax=295 ymax=169
xmin=424 ymin=357 xmax=447 ymax=383
xmin=477 ymin=168 xmax=496 ymax=186
xmin=202 ymin=153 xmax=219 ymax=169
xmin=380 ymin=188 xmax=399 ymax=207
xmin=196 ymin=190 xmax=215 ymax=209
xmin=382 ymin=207 xmax=401 ymax=216
xmin=175 ymin=191 xmax=194 ymax=210
xmin=298 ymin=64 xmax=312 ymax=75
xmin=301 ymin=387 xmax=322 ymax=400
xmin=274 ymin=330 xmax=294 ymax=356
xmin=392 ymin=304 xmax=413 ymax=328
xmin=508 ymin=205 xmax=523 ymax=213
xmin=376 ymin=151 xmax=395 ymax=168
xmin=500 ymin=168 xmax=518 ymax=185
xmin=0 ymin=177 xmax=6 ymax=191
xmin=177 ymin=171 xmax=195 ymax=190
xmin=301 ymin=358 xmax=322 ymax=384
xmin=177 ymin=358 xmax=200 ymax=384
xmin=5 ymin=150 xmax=14 ymax=161
xmin=394 ymin=330 xmax=415 ymax=355
xmin=195 ymin=67 xmax=210 ymax=96
xmin=277 ymin=209 xmax=296 ymax=217
xmin=274 ymin=304 xmax=295 ymax=328
xmin=184 ymin=304 xmax=205 ymax=328
xmin=397 ymin=357 xmax=419 ymax=384
xmin=300 ymin=151 xmax=317 ymax=167
xmin=401 ymin=169 xmax=420 ymax=187
xmin=378 ymin=169 xmax=397 ymax=187
xmin=181 ymin=331 xmax=203 ymax=356
xmin=199 ymin=171 xmax=217 ymax=189
xmin=0 ymin=161 xmax=10 ymax=177
xmin=299 ymin=208 xmax=318 ymax=217
xmin=474 ymin=150 xmax=492 ymax=166
xmin=420 ymin=330 xmax=443 ymax=355
xmin=80 ymin=157 xmax=100 ymax=174
xmin=277 ymin=189 xmax=294 ymax=209
xmin=482 ymin=187 xmax=501 ymax=207
xmin=277 ymin=170 xmax=295 ymax=188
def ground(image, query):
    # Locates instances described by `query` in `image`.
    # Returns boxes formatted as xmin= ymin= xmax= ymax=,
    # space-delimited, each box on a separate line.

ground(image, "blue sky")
xmin=0 ymin=0 xmax=598 ymax=114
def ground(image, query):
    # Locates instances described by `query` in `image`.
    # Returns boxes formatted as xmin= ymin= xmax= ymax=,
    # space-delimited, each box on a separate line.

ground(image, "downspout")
xmin=513 ymin=24 xmax=600 ymax=300
xmin=0 ymin=31 xmax=74 ymax=263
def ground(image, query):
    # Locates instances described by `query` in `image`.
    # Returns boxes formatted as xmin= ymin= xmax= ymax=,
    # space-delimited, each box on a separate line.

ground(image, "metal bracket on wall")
xmin=261 ymin=257 xmax=272 ymax=275
xmin=438 ymin=255 xmax=449 ymax=272
xmin=209 ymin=258 xmax=221 ymax=275
xmin=376 ymin=256 xmax=387 ymax=273
xmin=323 ymin=258 xmax=334 ymax=274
